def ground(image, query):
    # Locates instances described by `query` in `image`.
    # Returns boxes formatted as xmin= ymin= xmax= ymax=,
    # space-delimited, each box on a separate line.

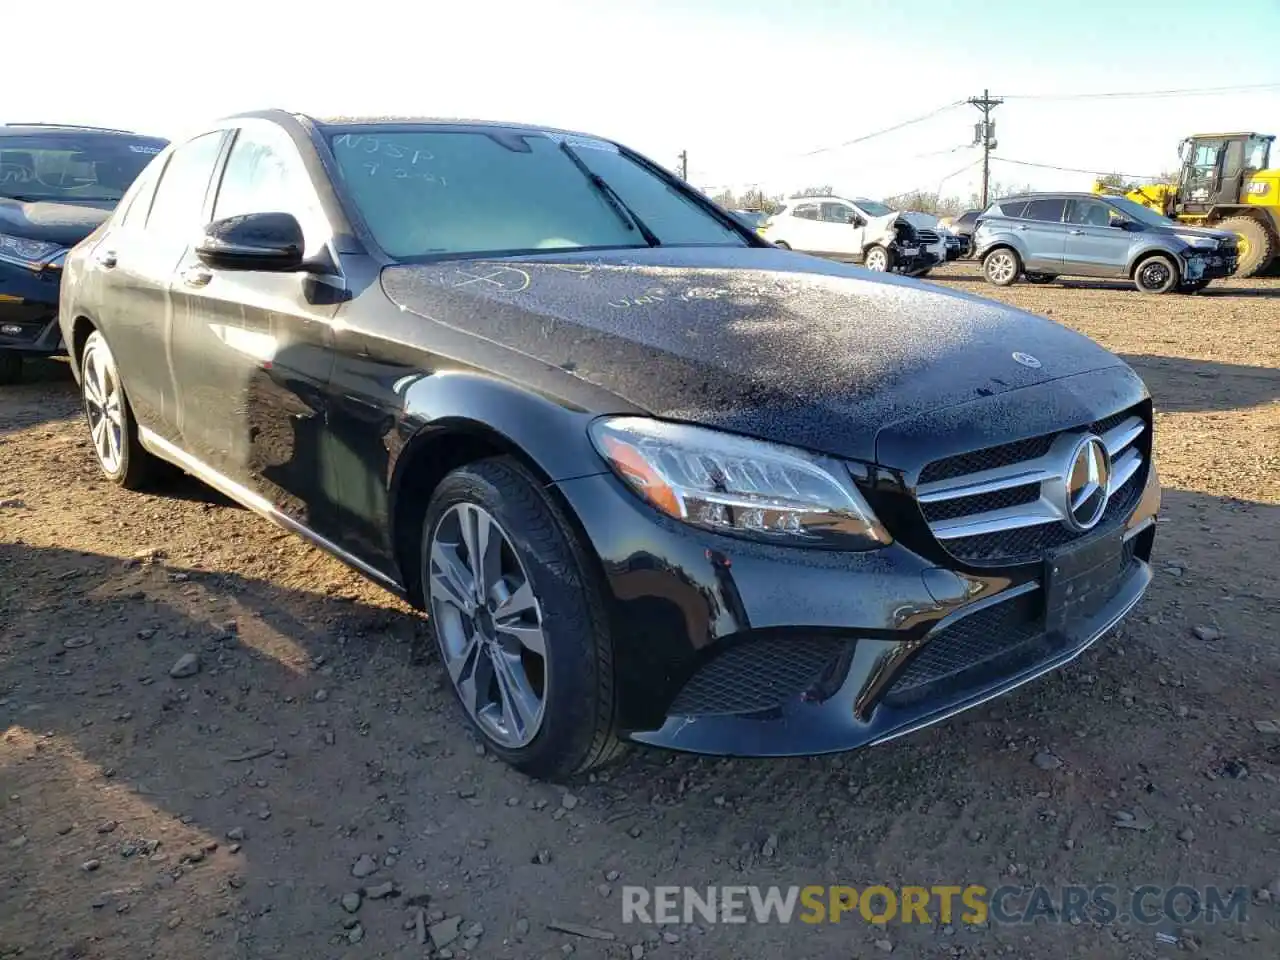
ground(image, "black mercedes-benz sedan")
xmin=0 ymin=123 xmax=167 ymax=383
xmin=58 ymin=110 xmax=1159 ymax=779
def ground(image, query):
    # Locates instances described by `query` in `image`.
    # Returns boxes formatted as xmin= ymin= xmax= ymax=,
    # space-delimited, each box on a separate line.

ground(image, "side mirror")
xmin=196 ymin=212 xmax=305 ymax=272
xmin=1109 ymin=214 xmax=1130 ymax=230
xmin=849 ymin=215 xmax=866 ymax=227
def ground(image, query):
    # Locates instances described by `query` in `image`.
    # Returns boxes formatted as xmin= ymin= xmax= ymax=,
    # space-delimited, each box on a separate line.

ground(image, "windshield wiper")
xmin=558 ymin=141 xmax=660 ymax=248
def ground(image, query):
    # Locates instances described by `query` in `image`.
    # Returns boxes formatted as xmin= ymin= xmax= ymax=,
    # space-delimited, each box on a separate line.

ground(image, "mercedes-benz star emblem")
xmin=1064 ymin=435 xmax=1111 ymax=531
xmin=1012 ymin=352 xmax=1041 ymax=369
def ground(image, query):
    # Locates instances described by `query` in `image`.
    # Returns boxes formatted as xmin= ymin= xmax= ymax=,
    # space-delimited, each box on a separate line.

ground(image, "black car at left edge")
xmin=57 ymin=110 xmax=1160 ymax=781
xmin=0 ymin=123 xmax=167 ymax=383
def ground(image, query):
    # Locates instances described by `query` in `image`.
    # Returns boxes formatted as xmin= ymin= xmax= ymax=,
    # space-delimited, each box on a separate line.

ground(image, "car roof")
xmin=0 ymin=123 xmax=165 ymax=142
xmin=993 ymin=192 xmax=1112 ymax=203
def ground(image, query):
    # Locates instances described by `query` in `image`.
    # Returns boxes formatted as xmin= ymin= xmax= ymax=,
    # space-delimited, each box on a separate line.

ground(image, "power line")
xmin=798 ymin=101 xmax=965 ymax=156
xmin=992 ymin=157 xmax=1162 ymax=180
xmin=996 ymin=81 xmax=1280 ymax=101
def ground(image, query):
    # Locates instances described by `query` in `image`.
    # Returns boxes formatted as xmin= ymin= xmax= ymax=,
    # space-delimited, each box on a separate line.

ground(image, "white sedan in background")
xmin=760 ymin=196 xmax=947 ymax=276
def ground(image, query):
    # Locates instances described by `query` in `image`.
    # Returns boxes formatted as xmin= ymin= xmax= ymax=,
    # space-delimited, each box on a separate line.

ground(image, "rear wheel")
xmin=421 ymin=457 xmax=621 ymax=780
xmin=983 ymin=248 xmax=1020 ymax=286
xmin=1218 ymin=214 xmax=1275 ymax=278
xmin=1133 ymin=254 xmax=1179 ymax=294
xmin=0 ymin=351 xmax=21 ymax=385
xmin=80 ymin=331 xmax=163 ymax=488
xmin=863 ymin=245 xmax=892 ymax=272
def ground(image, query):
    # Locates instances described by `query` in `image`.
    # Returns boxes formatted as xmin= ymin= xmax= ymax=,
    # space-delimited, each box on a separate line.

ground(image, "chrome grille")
xmin=916 ymin=408 xmax=1148 ymax=565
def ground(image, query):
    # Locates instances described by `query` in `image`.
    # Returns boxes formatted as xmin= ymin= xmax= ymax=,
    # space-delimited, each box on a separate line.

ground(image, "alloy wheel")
xmin=427 ymin=502 xmax=548 ymax=748
xmin=82 ymin=338 xmax=125 ymax=475
xmin=1138 ymin=260 xmax=1171 ymax=291
xmin=986 ymin=251 xmax=1016 ymax=284
xmin=865 ymin=247 xmax=888 ymax=271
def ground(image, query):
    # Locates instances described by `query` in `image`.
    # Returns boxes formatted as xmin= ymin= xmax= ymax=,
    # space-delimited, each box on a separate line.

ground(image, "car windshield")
xmin=0 ymin=133 xmax=165 ymax=202
xmin=327 ymin=128 xmax=746 ymax=259
xmin=856 ymin=199 xmax=894 ymax=217
xmin=1107 ymin=196 xmax=1178 ymax=228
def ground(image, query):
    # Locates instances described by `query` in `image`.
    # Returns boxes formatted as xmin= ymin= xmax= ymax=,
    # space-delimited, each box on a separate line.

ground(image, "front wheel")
xmin=1133 ymin=254 xmax=1179 ymax=294
xmin=983 ymin=248 xmax=1020 ymax=286
xmin=0 ymin=350 xmax=21 ymax=385
xmin=863 ymin=245 xmax=892 ymax=272
xmin=421 ymin=457 xmax=621 ymax=780
xmin=80 ymin=331 xmax=163 ymax=488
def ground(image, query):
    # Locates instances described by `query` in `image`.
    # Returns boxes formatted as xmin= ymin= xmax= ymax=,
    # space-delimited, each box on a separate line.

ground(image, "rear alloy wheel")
xmin=422 ymin=458 xmax=620 ymax=779
xmin=80 ymin=330 xmax=160 ymax=488
xmin=864 ymin=245 xmax=892 ymax=272
xmin=0 ymin=350 xmax=21 ymax=385
xmin=1134 ymin=254 xmax=1179 ymax=294
xmin=983 ymin=248 xmax=1020 ymax=286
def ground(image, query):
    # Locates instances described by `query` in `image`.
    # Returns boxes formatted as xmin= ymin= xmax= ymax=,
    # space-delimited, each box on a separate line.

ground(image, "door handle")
xmin=1014 ymin=225 xmax=1028 ymax=231
xmin=1068 ymin=229 xmax=1084 ymax=235
xmin=96 ymin=249 xmax=118 ymax=268
xmin=182 ymin=266 xmax=213 ymax=288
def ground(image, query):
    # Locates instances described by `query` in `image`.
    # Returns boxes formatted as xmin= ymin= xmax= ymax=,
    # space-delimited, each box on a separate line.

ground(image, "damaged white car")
xmin=760 ymin=196 xmax=946 ymax=276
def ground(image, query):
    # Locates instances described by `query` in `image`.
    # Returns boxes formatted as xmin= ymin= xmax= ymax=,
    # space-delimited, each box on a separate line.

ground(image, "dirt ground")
xmin=2 ymin=261 xmax=1278 ymax=960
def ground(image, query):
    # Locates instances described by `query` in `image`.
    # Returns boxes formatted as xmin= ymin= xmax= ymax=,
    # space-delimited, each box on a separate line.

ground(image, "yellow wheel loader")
xmin=1093 ymin=132 xmax=1279 ymax=277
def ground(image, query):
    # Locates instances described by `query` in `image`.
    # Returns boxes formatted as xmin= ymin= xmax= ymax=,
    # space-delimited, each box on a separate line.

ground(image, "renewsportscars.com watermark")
xmin=622 ymin=884 xmax=1251 ymax=927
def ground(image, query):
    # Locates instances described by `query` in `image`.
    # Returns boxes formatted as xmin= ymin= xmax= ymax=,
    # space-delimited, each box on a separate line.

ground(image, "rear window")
xmin=0 ymin=132 xmax=167 ymax=203
xmin=1022 ymin=198 xmax=1066 ymax=223
xmin=991 ymin=200 xmax=1027 ymax=219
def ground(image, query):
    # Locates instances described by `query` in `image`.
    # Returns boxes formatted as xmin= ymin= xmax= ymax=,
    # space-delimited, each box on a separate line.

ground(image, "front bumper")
xmin=0 ymin=261 xmax=65 ymax=356
xmin=553 ymin=389 xmax=1159 ymax=757
xmin=1183 ymin=250 xmax=1237 ymax=281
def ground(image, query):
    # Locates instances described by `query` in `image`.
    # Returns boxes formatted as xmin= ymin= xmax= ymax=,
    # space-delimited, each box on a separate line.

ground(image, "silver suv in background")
xmin=973 ymin=192 xmax=1239 ymax=294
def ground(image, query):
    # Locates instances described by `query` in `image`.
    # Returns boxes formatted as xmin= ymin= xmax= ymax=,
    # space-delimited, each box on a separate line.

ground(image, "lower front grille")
xmin=887 ymin=591 xmax=1044 ymax=698
xmin=668 ymin=637 xmax=849 ymax=716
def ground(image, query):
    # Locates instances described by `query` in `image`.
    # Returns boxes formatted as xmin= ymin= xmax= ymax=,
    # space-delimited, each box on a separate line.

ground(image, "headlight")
xmin=0 ymin=233 xmax=65 ymax=269
xmin=1176 ymin=234 xmax=1217 ymax=250
xmin=589 ymin=417 xmax=890 ymax=550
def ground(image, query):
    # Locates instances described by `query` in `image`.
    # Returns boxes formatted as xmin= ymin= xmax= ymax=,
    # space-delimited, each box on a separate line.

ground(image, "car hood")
xmin=0 ymin=197 xmax=114 ymax=246
xmin=1147 ymin=222 xmax=1235 ymax=242
xmin=381 ymin=247 xmax=1126 ymax=464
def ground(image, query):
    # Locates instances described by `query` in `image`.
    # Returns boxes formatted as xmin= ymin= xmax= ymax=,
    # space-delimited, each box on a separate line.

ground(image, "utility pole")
xmin=677 ymin=150 xmax=688 ymax=181
xmin=967 ymin=89 xmax=1003 ymax=207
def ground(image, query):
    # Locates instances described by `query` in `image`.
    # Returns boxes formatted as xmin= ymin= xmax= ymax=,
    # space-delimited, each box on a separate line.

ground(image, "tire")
xmin=1133 ymin=254 xmax=1179 ymax=294
xmin=864 ymin=245 xmax=892 ymax=272
xmin=1025 ymin=273 xmax=1057 ymax=285
xmin=1218 ymin=214 xmax=1275 ymax=278
xmin=0 ymin=350 xmax=21 ymax=385
xmin=421 ymin=457 xmax=621 ymax=780
xmin=983 ymin=247 xmax=1020 ymax=286
xmin=80 ymin=330 xmax=162 ymax=489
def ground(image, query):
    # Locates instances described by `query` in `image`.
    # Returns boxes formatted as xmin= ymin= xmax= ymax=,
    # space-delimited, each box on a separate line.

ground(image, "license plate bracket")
xmin=1044 ymin=529 xmax=1126 ymax=637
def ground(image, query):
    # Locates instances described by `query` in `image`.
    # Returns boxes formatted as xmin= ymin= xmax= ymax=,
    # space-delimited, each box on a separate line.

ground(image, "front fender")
xmin=389 ymin=370 xmax=617 ymax=487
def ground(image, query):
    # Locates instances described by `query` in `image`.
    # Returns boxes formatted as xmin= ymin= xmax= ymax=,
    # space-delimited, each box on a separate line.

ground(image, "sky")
xmin=10 ymin=0 xmax=1280 ymax=205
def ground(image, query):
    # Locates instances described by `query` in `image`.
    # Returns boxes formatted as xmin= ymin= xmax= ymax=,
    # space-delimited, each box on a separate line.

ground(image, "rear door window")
xmin=1022 ymin=198 xmax=1066 ymax=223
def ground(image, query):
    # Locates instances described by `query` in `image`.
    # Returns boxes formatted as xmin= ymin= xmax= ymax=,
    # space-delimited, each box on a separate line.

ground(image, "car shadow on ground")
xmin=930 ymin=273 xmax=1280 ymax=298
xmin=1121 ymin=354 xmax=1280 ymax=413
xmin=3 ymin=475 xmax=1279 ymax=959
